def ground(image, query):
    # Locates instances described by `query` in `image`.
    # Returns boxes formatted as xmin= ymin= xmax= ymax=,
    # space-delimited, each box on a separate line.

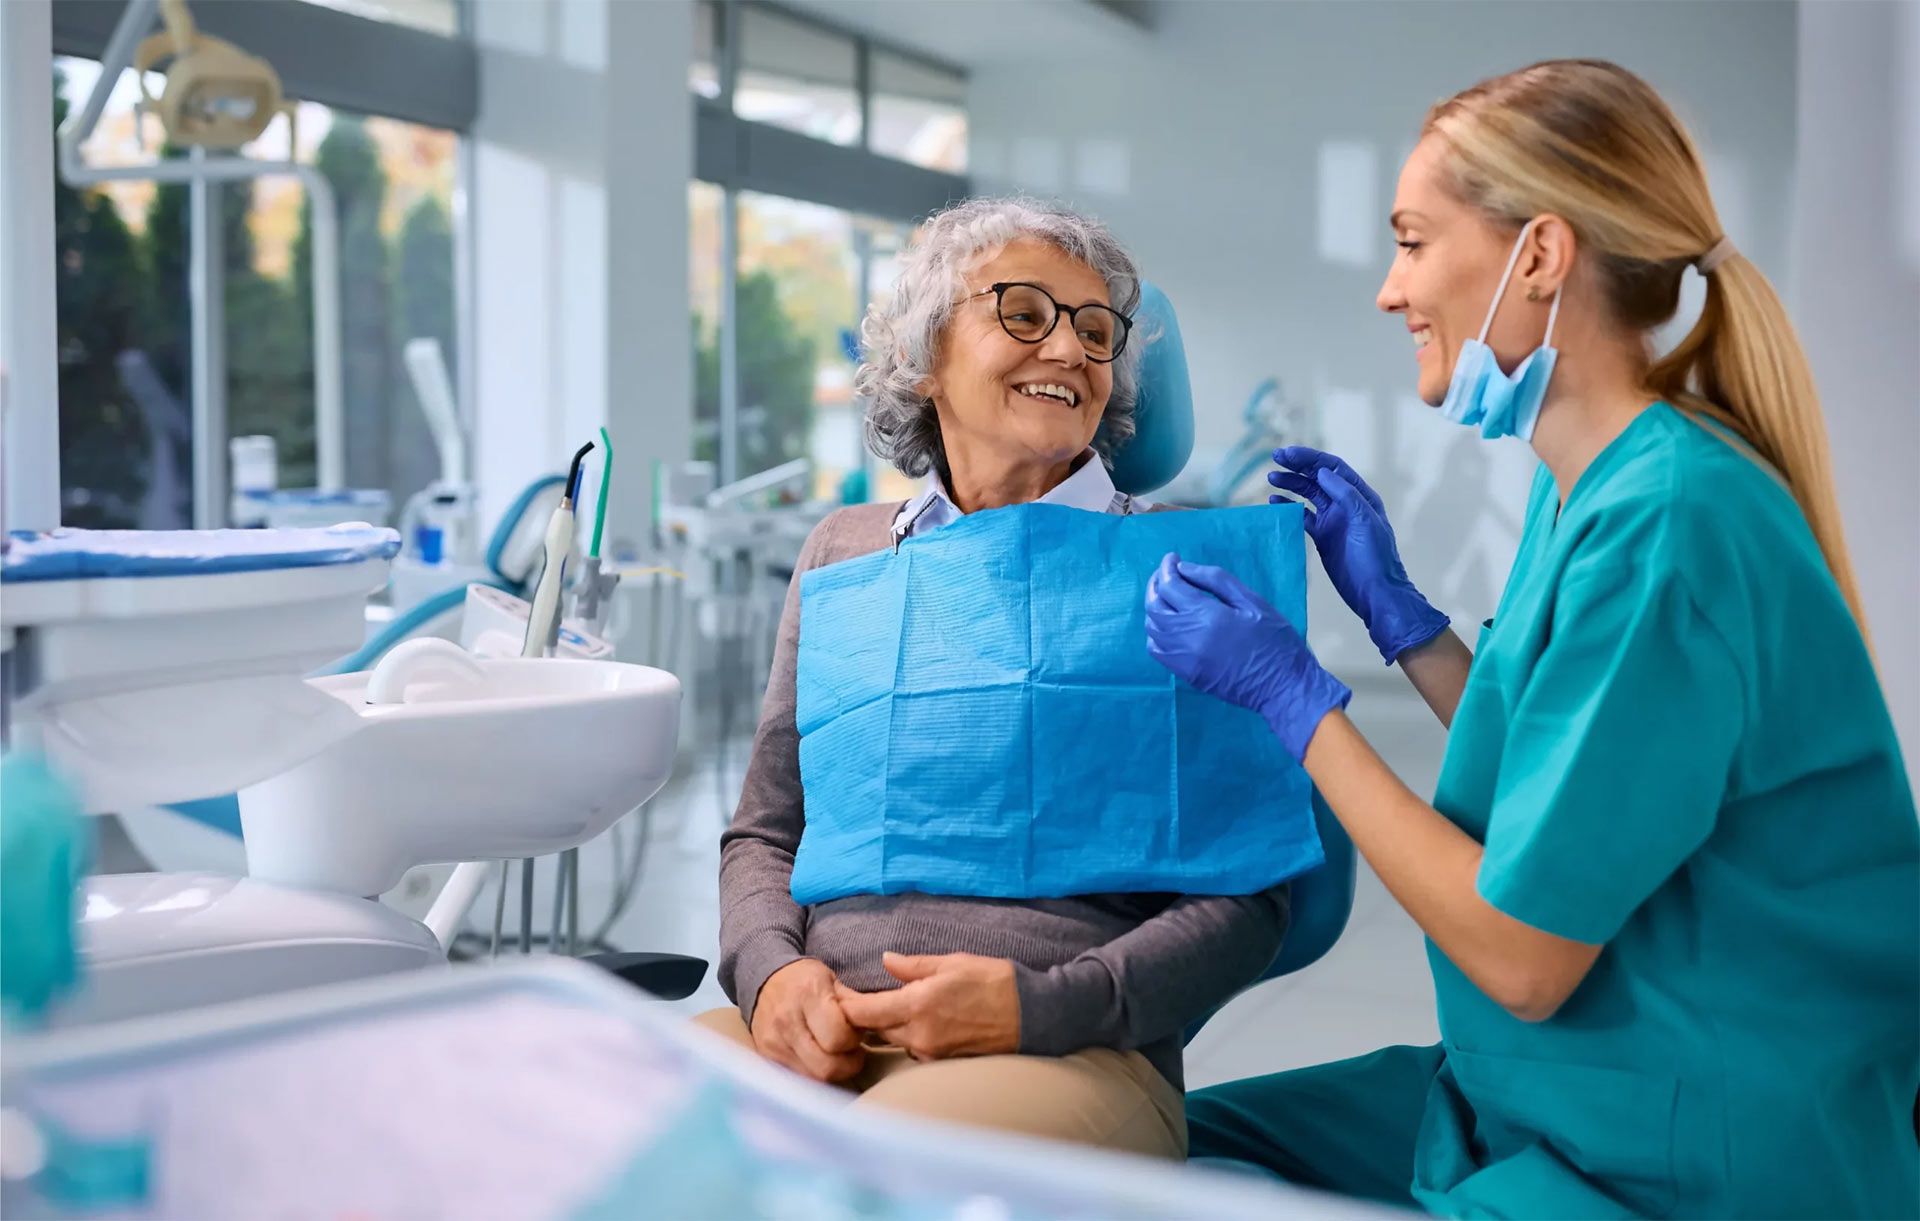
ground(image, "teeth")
xmin=1412 ymin=330 xmax=1432 ymax=349
xmin=1017 ymin=382 xmax=1078 ymax=406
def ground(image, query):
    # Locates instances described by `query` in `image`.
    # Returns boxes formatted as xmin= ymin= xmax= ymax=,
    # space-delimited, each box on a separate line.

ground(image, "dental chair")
xmin=1117 ymin=284 xmax=1359 ymax=1038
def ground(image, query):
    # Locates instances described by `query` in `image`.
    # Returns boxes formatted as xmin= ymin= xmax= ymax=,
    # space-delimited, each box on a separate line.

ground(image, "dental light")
xmin=132 ymin=0 xmax=284 ymax=150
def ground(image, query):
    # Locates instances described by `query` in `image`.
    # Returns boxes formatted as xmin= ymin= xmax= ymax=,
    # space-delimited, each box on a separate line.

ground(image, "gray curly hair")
xmin=855 ymin=196 xmax=1145 ymax=479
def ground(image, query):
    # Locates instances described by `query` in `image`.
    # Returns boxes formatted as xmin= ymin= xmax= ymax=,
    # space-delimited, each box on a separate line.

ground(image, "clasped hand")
xmin=752 ymin=952 xmax=1019 ymax=1083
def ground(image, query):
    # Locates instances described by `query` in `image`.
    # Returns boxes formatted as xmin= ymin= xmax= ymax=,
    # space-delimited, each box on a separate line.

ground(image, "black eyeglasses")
xmin=960 ymin=282 xmax=1132 ymax=363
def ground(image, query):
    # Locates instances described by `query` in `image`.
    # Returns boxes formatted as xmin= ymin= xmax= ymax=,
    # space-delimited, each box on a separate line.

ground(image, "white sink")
xmin=238 ymin=653 xmax=682 ymax=897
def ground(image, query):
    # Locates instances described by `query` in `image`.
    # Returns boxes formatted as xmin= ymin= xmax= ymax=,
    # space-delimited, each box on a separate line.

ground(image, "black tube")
xmin=564 ymin=441 xmax=595 ymax=504
xmin=520 ymin=857 xmax=534 ymax=954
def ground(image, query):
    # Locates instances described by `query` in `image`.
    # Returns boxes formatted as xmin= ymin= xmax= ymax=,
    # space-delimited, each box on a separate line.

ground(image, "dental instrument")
xmin=571 ymin=428 xmax=621 ymax=633
xmin=516 ymin=440 xmax=593 ymax=950
xmin=522 ymin=441 xmax=594 ymax=660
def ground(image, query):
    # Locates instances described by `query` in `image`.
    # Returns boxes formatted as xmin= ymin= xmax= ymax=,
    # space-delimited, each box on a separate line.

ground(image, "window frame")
xmin=695 ymin=1 xmax=969 ymax=487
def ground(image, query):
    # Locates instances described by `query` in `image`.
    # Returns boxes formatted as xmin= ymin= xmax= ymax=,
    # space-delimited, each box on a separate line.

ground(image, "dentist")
xmin=1146 ymin=59 xmax=1919 ymax=1217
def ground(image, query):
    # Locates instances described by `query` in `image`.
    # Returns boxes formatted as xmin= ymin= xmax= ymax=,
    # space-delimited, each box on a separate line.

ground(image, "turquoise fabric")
xmin=0 ymin=754 xmax=88 ymax=1025
xmin=1189 ymin=404 xmax=1919 ymax=1217
xmin=791 ymin=502 xmax=1320 ymax=904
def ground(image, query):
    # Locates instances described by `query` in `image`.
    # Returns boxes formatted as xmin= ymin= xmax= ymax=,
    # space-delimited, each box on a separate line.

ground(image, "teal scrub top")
xmin=1418 ymin=403 xmax=1919 ymax=1219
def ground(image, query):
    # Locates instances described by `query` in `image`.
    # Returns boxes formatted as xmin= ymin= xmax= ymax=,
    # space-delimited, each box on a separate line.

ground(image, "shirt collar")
xmin=891 ymin=449 xmax=1123 ymax=540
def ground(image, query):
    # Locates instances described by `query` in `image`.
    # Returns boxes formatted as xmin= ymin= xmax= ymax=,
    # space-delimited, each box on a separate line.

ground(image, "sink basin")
xmin=238 ymin=657 xmax=682 ymax=896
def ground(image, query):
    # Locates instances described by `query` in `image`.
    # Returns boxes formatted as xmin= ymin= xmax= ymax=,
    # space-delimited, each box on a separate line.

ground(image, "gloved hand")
xmin=1145 ymin=554 xmax=1352 ymax=763
xmin=1268 ymin=447 xmax=1450 ymax=665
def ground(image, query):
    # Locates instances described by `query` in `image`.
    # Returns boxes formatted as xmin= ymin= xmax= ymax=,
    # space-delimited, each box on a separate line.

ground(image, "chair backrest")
xmin=1108 ymin=281 xmax=1195 ymax=497
xmin=1184 ymin=787 xmax=1357 ymax=1044
xmin=1270 ymin=788 xmax=1356 ymax=977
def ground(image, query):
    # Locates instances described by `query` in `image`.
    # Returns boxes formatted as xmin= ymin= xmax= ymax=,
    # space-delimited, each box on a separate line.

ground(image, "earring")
xmin=1525 ymin=286 xmax=1543 ymax=302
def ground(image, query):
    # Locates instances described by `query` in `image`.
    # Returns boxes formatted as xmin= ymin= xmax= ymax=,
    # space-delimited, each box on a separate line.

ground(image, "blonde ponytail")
xmin=1649 ymin=255 xmax=1869 ymax=637
xmin=1428 ymin=59 xmax=1870 ymax=638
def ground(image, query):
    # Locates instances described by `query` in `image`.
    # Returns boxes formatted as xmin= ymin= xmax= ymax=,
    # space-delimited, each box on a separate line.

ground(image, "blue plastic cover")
xmin=792 ymin=502 xmax=1320 ymax=904
xmin=1 ymin=526 xmax=401 ymax=582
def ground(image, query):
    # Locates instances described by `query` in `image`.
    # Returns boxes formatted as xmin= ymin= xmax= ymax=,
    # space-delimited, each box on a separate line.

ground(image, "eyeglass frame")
xmin=958 ymin=281 xmax=1134 ymax=363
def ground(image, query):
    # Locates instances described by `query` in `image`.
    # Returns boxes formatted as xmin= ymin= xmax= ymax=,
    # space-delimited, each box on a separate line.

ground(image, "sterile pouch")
xmin=792 ymin=502 xmax=1320 ymax=904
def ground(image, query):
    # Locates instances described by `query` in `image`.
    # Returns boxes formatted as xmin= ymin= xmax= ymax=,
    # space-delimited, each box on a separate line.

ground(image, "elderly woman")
xmin=698 ymin=198 xmax=1287 ymax=1159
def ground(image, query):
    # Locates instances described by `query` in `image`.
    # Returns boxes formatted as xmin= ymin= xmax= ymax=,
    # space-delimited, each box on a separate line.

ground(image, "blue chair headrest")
xmin=1107 ymin=281 xmax=1194 ymax=497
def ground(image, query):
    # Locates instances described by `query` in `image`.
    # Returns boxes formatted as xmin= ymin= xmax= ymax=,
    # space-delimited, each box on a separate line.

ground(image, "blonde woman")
xmin=1146 ymin=60 xmax=1918 ymax=1216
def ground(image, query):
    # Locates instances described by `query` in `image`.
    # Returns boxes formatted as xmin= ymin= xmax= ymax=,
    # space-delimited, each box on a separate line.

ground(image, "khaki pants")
xmin=693 ymin=1008 xmax=1187 ymax=1159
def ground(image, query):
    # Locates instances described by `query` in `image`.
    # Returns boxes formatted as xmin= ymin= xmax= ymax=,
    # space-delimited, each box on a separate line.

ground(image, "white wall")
xmin=1790 ymin=0 xmax=1920 ymax=761
xmin=470 ymin=0 xmax=692 ymax=550
xmin=968 ymin=0 xmax=1799 ymax=675
xmin=0 ymin=0 xmax=60 ymax=532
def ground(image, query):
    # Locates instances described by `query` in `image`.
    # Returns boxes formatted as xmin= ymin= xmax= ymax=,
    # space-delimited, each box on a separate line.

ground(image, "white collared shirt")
xmin=889 ymin=449 xmax=1148 ymax=543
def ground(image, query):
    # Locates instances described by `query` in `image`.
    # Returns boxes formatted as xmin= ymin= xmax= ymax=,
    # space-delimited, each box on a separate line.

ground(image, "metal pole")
xmin=188 ymin=148 xmax=228 ymax=528
xmin=548 ymin=851 xmax=566 ymax=954
xmin=2 ymin=0 xmax=64 ymax=534
xmin=423 ymin=861 xmax=491 ymax=952
xmin=855 ymin=37 xmax=872 ymax=152
xmin=565 ymin=848 xmax=580 ymax=956
xmin=55 ymin=0 xmax=157 ymax=174
xmin=717 ymin=0 xmax=741 ymax=487
xmin=719 ymin=192 xmax=740 ymax=487
xmin=519 ymin=857 xmax=534 ymax=953
xmin=305 ymin=172 xmax=345 ymax=491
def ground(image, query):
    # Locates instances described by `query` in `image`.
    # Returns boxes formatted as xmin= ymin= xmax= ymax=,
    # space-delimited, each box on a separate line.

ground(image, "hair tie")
xmin=1696 ymin=236 xmax=1737 ymax=275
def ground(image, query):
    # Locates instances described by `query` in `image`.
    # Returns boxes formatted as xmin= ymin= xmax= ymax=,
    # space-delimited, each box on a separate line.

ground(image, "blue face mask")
xmin=1437 ymin=219 xmax=1561 ymax=442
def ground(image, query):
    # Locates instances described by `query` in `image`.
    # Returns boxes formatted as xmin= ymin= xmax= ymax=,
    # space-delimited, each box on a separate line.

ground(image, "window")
xmin=52 ymin=56 xmax=458 ymax=527
xmin=735 ymin=193 xmax=859 ymax=499
xmin=870 ymin=51 xmax=967 ymax=173
xmin=689 ymin=4 xmax=967 ymax=505
xmin=52 ymin=57 xmax=173 ymax=528
xmin=858 ymin=218 xmax=922 ymax=504
xmin=735 ymin=5 xmax=860 ymax=147
xmin=690 ymin=184 xmax=919 ymax=503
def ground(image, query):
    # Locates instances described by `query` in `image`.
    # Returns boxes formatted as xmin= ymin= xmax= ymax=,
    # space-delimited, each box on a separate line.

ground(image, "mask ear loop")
xmin=1540 ymin=282 xmax=1563 ymax=348
xmin=1477 ymin=218 xmax=1540 ymax=343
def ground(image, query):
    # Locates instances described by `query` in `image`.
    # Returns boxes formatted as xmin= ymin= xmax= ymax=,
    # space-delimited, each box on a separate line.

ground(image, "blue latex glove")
xmin=1145 ymin=554 xmax=1352 ymax=763
xmin=1268 ymin=447 xmax=1450 ymax=665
